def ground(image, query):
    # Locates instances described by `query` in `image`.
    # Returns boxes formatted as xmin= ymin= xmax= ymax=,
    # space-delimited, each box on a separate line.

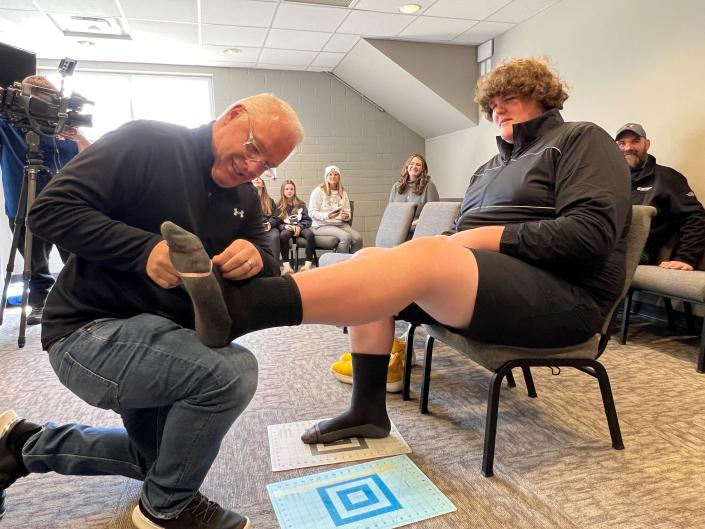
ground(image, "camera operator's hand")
xmin=59 ymin=126 xmax=91 ymax=152
xmin=147 ymin=240 xmax=182 ymax=288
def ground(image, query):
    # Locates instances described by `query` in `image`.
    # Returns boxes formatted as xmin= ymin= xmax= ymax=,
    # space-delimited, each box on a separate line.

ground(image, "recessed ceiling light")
xmin=224 ymin=48 xmax=242 ymax=56
xmin=77 ymin=40 xmax=95 ymax=46
xmin=398 ymin=3 xmax=421 ymax=14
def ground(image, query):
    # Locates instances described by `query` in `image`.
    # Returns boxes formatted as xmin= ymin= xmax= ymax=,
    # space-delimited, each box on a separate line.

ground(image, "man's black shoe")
xmin=26 ymin=306 xmax=43 ymax=326
xmin=132 ymin=493 xmax=250 ymax=529
xmin=1 ymin=410 xmax=40 ymax=520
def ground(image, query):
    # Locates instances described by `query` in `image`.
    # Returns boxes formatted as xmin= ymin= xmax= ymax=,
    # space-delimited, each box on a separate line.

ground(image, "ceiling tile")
xmin=265 ymin=29 xmax=332 ymax=51
xmin=272 ymin=3 xmax=349 ymax=32
xmin=452 ymin=20 xmax=514 ymax=44
xmin=259 ymin=48 xmax=317 ymax=66
xmin=201 ymin=44 xmax=261 ymax=62
xmin=426 ymin=0 xmax=513 ymax=20
xmin=201 ymin=0 xmax=276 ymax=27
xmin=488 ymin=0 xmax=560 ymax=23
xmin=0 ymin=10 xmax=62 ymax=36
xmin=202 ymin=24 xmax=268 ymax=47
xmin=354 ymin=0 xmax=431 ymax=15
xmin=323 ymin=33 xmax=359 ymax=52
xmin=2 ymin=0 xmax=36 ymax=9
xmin=120 ymin=0 xmax=197 ymax=23
xmin=337 ymin=10 xmax=413 ymax=37
xmin=399 ymin=16 xmax=477 ymax=41
xmin=128 ymin=20 xmax=199 ymax=45
xmin=311 ymin=51 xmax=345 ymax=68
xmin=34 ymin=0 xmax=121 ymax=17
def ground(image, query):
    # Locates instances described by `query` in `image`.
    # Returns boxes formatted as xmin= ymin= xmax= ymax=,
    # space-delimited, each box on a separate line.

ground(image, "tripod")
xmin=0 ymin=130 xmax=47 ymax=347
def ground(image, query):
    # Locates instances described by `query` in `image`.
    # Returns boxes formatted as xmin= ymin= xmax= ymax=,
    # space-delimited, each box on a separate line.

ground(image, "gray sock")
xmin=160 ymin=221 xmax=232 ymax=347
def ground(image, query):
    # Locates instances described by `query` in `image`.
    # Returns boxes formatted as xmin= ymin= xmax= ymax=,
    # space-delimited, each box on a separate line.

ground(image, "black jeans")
xmin=8 ymin=216 xmax=69 ymax=307
xmin=279 ymin=228 xmax=315 ymax=263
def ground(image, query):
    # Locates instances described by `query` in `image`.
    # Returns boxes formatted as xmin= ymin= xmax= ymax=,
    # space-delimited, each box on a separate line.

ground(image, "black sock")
xmin=221 ymin=274 xmax=303 ymax=341
xmin=302 ymin=353 xmax=391 ymax=444
xmin=6 ymin=420 xmax=41 ymax=476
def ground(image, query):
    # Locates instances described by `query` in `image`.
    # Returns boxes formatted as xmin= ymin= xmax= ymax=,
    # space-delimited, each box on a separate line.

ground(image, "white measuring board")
xmin=267 ymin=454 xmax=456 ymax=529
xmin=268 ymin=419 xmax=411 ymax=471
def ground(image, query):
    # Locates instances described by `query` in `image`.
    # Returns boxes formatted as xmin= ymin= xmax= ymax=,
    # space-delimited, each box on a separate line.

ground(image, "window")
xmin=38 ymin=69 xmax=214 ymax=141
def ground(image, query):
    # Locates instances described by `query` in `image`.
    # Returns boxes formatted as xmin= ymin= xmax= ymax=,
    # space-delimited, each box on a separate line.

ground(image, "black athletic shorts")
xmin=396 ymin=249 xmax=604 ymax=348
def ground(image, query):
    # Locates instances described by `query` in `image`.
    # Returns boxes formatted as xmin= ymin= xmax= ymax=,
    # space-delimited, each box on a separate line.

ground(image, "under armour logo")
xmin=233 ymin=208 xmax=245 ymax=218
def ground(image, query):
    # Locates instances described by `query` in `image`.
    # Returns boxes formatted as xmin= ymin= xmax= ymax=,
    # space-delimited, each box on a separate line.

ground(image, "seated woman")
xmin=388 ymin=153 xmax=440 ymax=237
xmin=160 ymin=56 xmax=631 ymax=445
xmin=308 ymin=166 xmax=363 ymax=254
xmin=277 ymin=179 xmax=316 ymax=273
xmin=252 ymin=175 xmax=280 ymax=263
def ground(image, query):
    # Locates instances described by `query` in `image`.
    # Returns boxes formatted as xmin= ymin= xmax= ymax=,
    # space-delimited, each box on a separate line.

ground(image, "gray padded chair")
xmin=619 ymin=239 xmax=705 ymax=372
xmin=318 ymin=201 xmax=416 ymax=267
xmin=400 ymin=201 xmax=461 ymax=393
xmin=411 ymin=205 xmax=656 ymax=477
xmin=293 ymin=201 xmax=355 ymax=267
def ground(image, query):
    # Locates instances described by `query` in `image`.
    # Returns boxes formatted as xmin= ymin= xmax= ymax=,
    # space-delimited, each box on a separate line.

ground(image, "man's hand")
xmin=147 ymin=240 xmax=182 ymax=288
xmin=213 ymin=239 xmax=263 ymax=280
xmin=659 ymin=260 xmax=694 ymax=271
xmin=59 ymin=126 xmax=92 ymax=151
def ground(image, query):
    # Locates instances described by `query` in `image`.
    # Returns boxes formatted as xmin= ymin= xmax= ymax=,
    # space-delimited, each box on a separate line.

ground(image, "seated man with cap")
xmin=615 ymin=122 xmax=705 ymax=270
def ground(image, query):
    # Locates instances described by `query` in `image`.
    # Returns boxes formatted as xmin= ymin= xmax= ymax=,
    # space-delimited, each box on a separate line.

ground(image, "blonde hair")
xmin=277 ymin=179 xmax=305 ymax=220
xmin=319 ymin=166 xmax=345 ymax=196
xmin=474 ymin=56 xmax=569 ymax=121
xmin=397 ymin=153 xmax=430 ymax=195
xmin=255 ymin=178 xmax=274 ymax=216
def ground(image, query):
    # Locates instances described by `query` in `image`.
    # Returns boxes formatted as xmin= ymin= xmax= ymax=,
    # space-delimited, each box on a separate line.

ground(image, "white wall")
xmin=427 ymin=0 xmax=705 ymax=202
xmin=0 ymin=63 xmax=424 ymax=273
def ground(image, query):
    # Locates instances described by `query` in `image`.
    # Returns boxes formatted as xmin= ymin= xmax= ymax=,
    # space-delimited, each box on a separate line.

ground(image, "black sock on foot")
xmin=160 ymin=221 xmax=232 ymax=347
xmin=221 ymin=274 xmax=303 ymax=341
xmin=302 ymin=353 xmax=391 ymax=444
xmin=6 ymin=419 xmax=41 ymax=476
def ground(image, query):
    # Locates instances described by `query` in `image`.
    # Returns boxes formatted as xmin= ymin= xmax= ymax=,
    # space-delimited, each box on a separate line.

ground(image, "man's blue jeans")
xmin=22 ymin=313 xmax=258 ymax=519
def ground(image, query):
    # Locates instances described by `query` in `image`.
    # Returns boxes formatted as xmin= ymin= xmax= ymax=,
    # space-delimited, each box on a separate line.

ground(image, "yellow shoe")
xmin=331 ymin=351 xmax=404 ymax=393
xmin=339 ymin=339 xmax=410 ymax=363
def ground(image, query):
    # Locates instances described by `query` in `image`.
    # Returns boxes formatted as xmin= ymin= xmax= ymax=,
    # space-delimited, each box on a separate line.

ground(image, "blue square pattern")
xmin=339 ymin=485 xmax=376 ymax=510
xmin=317 ymin=473 xmax=402 ymax=526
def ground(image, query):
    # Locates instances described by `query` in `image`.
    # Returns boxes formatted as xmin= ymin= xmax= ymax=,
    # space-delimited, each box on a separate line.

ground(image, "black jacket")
xmin=630 ymin=155 xmax=705 ymax=267
xmin=277 ymin=202 xmax=312 ymax=230
xmin=29 ymin=120 xmax=278 ymax=349
xmin=453 ymin=109 xmax=631 ymax=315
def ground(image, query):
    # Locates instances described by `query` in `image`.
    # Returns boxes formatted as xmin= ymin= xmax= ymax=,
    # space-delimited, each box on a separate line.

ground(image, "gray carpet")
xmin=1 ymin=308 xmax=704 ymax=529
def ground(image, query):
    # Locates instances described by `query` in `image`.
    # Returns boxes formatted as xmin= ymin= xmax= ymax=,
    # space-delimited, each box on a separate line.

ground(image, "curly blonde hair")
xmin=474 ymin=56 xmax=569 ymax=121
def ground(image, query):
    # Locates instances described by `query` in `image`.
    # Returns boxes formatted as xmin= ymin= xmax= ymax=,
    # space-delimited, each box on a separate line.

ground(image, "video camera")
xmin=0 ymin=57 xmax=93 ymax=136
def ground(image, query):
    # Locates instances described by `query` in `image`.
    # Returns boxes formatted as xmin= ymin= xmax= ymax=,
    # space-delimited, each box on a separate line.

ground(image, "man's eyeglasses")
xmin=242 ymin=108 xmax=274 ymax=175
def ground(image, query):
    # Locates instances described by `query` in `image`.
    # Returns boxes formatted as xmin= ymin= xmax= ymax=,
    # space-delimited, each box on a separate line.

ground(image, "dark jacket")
xmin=630 ymin=154 xmax=705 ymax=267
xmin=260 ymin=197 xmax=280 ymax=229
xmin=277 ymin=202 xmax=312 ymax=230
xmin=28 ymin=120 xmax=278 ymax=349
xmin=453 ymin=109 xmax=631 ymax=315
xmin=0 ymin=116 xmax=79 ymax=218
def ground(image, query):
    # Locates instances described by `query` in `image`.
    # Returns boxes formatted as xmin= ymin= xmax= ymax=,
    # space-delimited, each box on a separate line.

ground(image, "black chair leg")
xmin=684 ymin=302 xmax=696 ymax=335
xmin=402 ymin=324 xmax=417 ymax=401
xmin=482 ymin=369 xmax=506 ymax=477
xmin=591 ymin=360 xmax=624 ymax=450
xmin=521 ymin=366 xmax=537 ymax=398
xmin=506 ymin=370 xmax=516 ymax=388
xmin=420 ymin=335 xmax=434 ymax=414
xmin=664 ymin=297 xmax=676 ymax=331
xmin=698 ymin=318 xmax=705 ymax=373
xmin=618 ymin=290 xmax=633 ymax=345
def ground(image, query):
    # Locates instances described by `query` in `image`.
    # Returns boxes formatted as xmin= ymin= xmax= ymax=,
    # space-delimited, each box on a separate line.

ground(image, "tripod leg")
xmin=0 ymin=175 xmax=29 ymax=326
xmin=17 ymin=157 xmax=41 ymax=347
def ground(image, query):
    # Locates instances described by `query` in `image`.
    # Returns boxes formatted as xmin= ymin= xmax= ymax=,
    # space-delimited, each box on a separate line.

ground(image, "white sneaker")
xmin=281 ymin=262 xmax=294 ymax=276
xmin=299 ymin=261 xmax=314 ymax=272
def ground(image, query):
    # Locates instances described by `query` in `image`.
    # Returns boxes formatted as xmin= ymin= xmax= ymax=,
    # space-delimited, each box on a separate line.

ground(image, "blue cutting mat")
xmin=267 ymin=455 xmax=455 ymax=529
